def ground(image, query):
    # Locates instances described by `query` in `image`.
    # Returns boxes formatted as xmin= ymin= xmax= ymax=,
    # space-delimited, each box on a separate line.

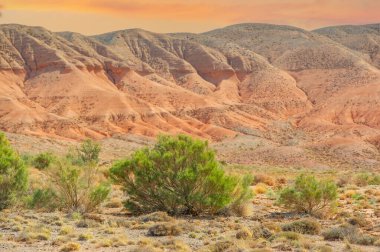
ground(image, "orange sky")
xmin=1 ymin=0 xmax=379 ymax=34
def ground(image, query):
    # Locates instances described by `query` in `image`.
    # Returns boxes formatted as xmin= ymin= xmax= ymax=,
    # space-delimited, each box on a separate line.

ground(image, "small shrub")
xmin=228 ymin=175 xmax=254 ymax=215
xmin=110 ymin=135 xmax=252 ymax=215
xmin=353 ymin=235 xmax=377 ymax=246
xmin=140 ymin=211 xmax=174 ymax=222
xmin=109 ymin=235 xmax=128 ymax=247
xmin=210 ymin=240 xmax=237 ymax=252
xmin=232 ymin=203 xmax=253 ymax=217
xmin=17 ymin=225 xmax=51 ymax=242
xmin=83 ymin=213 xmax=105 ymax=223
xmin=60 ymin=242 xmax=81 ymax=252
xmin=251 ymin=225 xmax=273 ymax=239
xmin=322 ymin=224 xmax=376 ymax=245
xmin=27 ymin=188 xmax=58 ymax=211
xmin=337 ymin=176 xmax=351 ymax=188
xmin=32 ymin=152 xmax=55 ymax=169
xmin=78 ymin=233 xmax=93 ymax=241
xmin=347 ymin=214 xmax=369 ymax=227
xmin=0 ymin=132 xmax=28 ymax=210
xmin=354 ymin=172 xmax=380 ymax=186
xmin=253 ymin=174 xmax=275 ymax=186
xmin=236 ymin=227 xmax=252 ymax=239
xmin=105 ymin=198 xmax=123 ymax=208
xmin=59 ymin=226 xmax=74 ymax=235
xmin=148 ymin=223 xmax=182 ymax=236
xmin=253 ymin=183 xmax=267 ymax=194
xmin=47 ymin=159 xmax=110 ymax=213
xmin=21 ymin=153 xmax=34 ymax=166
xmin=281 ymin=219 xmax=321 ymax=235
xmin=67 ymin=139 xmax=101 ymax=165
xmin=276 ymin=231 xmax=301 ymax=241
xmin=278 ymin=174 xmax=337 ymax=215
xmin=322 ymin=225 xmax=353 ymax=241
xmin=161 ymin=239 xmax=191 ymax=251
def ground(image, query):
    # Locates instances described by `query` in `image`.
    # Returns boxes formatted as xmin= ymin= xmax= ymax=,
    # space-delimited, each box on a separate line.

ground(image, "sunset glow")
xmin=1 ymin=0 xmax=379 ymax=34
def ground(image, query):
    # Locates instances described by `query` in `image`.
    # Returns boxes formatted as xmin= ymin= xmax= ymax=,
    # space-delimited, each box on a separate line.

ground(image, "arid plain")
xmin=0 ymin=23 xmax=380 ymax=251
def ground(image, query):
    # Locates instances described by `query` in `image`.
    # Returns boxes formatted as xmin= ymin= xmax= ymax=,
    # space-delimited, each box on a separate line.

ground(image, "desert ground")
xmin=0 ymin=132 xmax=379 ymax=252
xmin=0 ymin=22 xmax=380 ymax=251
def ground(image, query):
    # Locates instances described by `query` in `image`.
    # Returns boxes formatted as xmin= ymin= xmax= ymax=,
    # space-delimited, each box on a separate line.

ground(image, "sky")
xmin=0 ymin=0 xmax=379 ymax=35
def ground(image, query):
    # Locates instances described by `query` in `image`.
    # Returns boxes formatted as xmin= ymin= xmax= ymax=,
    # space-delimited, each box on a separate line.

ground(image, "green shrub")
xmin=281 ymin=219 xmax=321 ymax=235
xmin=32 ymin=152 xmax=55 ymax=169
xmin=354 ymin=172 xmax=380 ymax=186
xmin=110 ymin=134 xmax=252 ymax=215
xmin=0 ymin=132 xmax=28 ymax=210
xmin=322 ymin=224 xmax=376 ymax=245
xmin=21 ymin=153 xmax=34 ymax=166
xmin=28 ymin=188 xmax=59 ymax=211
xmin=229 ymin=174 xmax=254 ymax=214
xmin=47 ymin=159 xmax=110 ymax=213
xmin=67 ymin=139 xmax=101 ymax=165
xmin=278 ymin=174 xmax=337 ymax=215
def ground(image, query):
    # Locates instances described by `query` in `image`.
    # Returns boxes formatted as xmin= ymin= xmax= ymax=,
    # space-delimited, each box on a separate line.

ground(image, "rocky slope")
xmin=1 ymin=23 xmax=380 ymax=168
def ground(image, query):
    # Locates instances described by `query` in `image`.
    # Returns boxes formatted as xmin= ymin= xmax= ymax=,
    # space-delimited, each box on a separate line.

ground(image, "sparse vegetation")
xmin=278 ymin=174 xmax=337 ymax=215
xmin=27 ymin=188 xmax=58 ymax=210
xmin=148 ymin=223 xmax=182 ymax=236
xmin=0 ymin=134 xmax=379 ymax=252
xmin=60 ymin=242 xmax=81 ymax=252
xmin=45 ymin=159 xmax=110 ymax=213
xmin=110 ymin=135 xmax=252 ymax=215
xmin=322 ymin=224 xmax=376 ymax=245
xmin=236 ymin=226 xmax=252 ymax=239
xmin=253 ymin=174 xmax=275 ymax=186
xmin=32 ymin=152 xmax=55 ymax=169
xmin=281 ymin=219 xmax=321 ymax=234
xmin=0 ymin=132 xmax=28 ymax=210
xmin=354 ymin=172 xmax=380 ymax=186
xmin=67 ymin=139 xmax=101 ymax=165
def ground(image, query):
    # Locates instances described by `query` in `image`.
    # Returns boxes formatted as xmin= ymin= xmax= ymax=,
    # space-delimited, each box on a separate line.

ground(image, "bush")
xmin=322 ymin=224 xmax=376 ymax=245
xmin=278 ymin=174 xmax=337 ymax=215
xmin=281 ymin=219 xmax=321 ymax=235
xmin=67 ymin=139 xmax=101 ymax=165
xmin=275 ymin=231 xmax=301 ymax=241
xmin=0 ymin=132 xmax=28 ymax=210
xmin=253 ymin=174 xmax=275 ymax=186
xmin=28 ymin=188 xmax=58 ymax=211
xmin=147 ymin=223 xmax=182 ymax=236
xmin=32 ymin=152 xmax=55 ymax=169
xmin=236 ymin=227 xmax=252 ymax=240
xmin=60 ymin=242 xmax=81 ymax=252
xmin=110 ymin=135 xmax=252 ymax=215
xmin=251 ymin=225 xmax=273 ymax=239
xmin=46 ymin=159 xmax=110 ymax=213
xmin=354 ymin=172 xmax=380 ymax=186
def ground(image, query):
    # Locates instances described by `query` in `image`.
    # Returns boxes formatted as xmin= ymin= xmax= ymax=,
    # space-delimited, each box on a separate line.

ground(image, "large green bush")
xmin=0 ymin=132 xmax=28 ymax=210
xmin=110 ymin=134 xmax=252 ymax=215
xmin=278 ymin=174 xmax=337 ymax=215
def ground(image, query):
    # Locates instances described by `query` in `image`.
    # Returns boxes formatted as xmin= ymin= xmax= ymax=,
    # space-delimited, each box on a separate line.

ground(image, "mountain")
xmin=1 ymin=23 xmax=380 ymax=169
xmin=314 ymin=24 xmax=380 ymax=69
